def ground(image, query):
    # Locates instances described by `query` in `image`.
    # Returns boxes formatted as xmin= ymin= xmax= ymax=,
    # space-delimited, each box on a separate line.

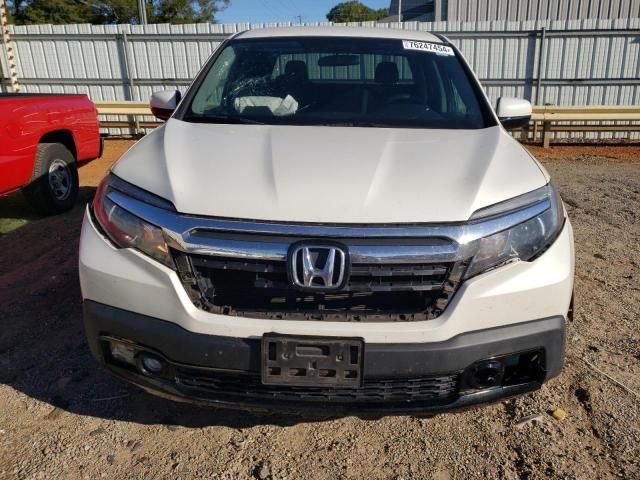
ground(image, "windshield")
xmin=181 ymin=36 xmax=494 ymax=129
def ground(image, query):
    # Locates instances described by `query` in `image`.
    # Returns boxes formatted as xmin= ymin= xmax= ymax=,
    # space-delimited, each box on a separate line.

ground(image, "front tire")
xmin=23 ymin=142 xmax=79 ymax=215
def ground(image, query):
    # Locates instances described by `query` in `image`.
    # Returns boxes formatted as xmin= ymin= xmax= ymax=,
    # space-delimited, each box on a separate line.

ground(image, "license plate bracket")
xmin=261 ymin=334 xmax=364 ymax=387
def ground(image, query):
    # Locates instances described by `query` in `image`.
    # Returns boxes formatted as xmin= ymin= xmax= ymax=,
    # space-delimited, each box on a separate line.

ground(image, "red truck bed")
xmin=0 ymin=93 xmax=101 ymax=213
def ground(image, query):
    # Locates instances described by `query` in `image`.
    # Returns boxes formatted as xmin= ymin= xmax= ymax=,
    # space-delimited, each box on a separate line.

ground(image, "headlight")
xmin=93 ymin=174 xmax=175 ymax=269
xmin=464 ymin=183 xmax=564 ymax=279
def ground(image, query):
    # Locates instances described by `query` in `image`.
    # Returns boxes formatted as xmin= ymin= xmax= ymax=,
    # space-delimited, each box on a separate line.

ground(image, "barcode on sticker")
xmin=402 ymin=40 xmax=454 ymax=56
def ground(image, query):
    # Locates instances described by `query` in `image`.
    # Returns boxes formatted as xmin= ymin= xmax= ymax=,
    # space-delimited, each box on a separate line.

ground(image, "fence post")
xmin=532 ymin=27 xmax=547 ymax=143
xmin=117 ymin=31 xmax=139 ymax=136
xmin=0 ymin=0 xmax=20 ymax=92
xmin=542 ymin=120 xmax=552 ymax=148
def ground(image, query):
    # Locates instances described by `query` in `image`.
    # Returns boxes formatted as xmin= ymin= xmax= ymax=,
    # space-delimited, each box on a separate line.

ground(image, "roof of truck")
xmin=234 ymin=26 xmax=443 ymax=44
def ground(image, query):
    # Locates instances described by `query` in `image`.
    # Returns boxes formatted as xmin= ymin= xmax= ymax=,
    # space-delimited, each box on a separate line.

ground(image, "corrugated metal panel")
xmin=442 ymin=0 xmax=640 ymax=21
xmin=3 ymin=19 xmax=639 ymax=140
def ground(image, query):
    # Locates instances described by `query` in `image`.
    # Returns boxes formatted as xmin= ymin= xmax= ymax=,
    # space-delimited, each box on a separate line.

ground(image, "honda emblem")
xmin=289 ymin=244 xmax=348 ymax=291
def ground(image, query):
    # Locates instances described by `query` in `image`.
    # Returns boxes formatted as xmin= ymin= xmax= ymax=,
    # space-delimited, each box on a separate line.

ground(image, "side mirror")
xmin=150 ymin=90 xmax=181 ymax=121
xmin=496 ymin=97 xmax=532 ymax=130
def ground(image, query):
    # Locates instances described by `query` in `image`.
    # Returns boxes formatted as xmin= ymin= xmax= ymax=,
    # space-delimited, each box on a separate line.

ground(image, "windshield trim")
xmin=174 ymin=35 xmax=497 ymax=130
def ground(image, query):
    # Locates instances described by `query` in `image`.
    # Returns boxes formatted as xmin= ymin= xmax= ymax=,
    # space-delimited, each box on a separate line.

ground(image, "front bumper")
xmin=84 ymin=300 xmax=565 ymax=414
xmin=80 ymin=203 xmax=573 ymax=413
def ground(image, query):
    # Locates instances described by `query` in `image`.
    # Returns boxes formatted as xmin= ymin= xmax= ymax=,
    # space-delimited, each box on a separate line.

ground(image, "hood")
xmin=112 ymin=119 xmax=547 ymax=224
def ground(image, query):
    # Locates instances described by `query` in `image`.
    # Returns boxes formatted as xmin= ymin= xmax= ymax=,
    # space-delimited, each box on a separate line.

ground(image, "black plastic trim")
xmin=101 ymin=362 xmax=542 ymax=415
xmin=500 ymin=115 xmax=532 ymax=130
xmin=83 ymin=300 xmax=565 ymax=380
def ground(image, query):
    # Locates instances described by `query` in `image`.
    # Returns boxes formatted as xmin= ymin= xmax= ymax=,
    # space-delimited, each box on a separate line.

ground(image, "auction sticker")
xmin=402 ymin=40 xmax=454 ymax=56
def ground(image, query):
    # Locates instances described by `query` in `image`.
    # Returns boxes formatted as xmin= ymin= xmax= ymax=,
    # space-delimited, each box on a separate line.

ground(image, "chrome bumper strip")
xmin=108 ymin=190 xmax=550 ymax=262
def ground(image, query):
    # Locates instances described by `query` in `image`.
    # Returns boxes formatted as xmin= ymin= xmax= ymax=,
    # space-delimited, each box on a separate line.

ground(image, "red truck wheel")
xmin=23 ymin=143 xmax=79 ymax=215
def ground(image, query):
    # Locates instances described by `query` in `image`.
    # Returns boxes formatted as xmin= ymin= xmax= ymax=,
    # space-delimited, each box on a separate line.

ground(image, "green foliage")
xmin=7 ymin=0 xmax=90 ymax=24
xmin=153 ymin=0 xmax=226 ymax=23
xmin=6 ymin=0 xmax=230 ymax=25
xmin=326 ymin=1 xmax=388 ymax=23
xmin=89 ymin=0 xmax=141 ymax=24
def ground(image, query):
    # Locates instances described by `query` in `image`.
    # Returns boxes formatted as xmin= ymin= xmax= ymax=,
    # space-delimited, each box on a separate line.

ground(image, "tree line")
xmin=5 ymin=0 xmax=388 ymax=25
xmin=326 ymin=1 xmax=388 ymax=23
xmin=6 ymin=0 xmax=230 ymax=25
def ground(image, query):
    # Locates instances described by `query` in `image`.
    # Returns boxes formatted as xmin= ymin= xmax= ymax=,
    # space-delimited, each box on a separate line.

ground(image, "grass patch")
xmin=0 ymin=191 xmax=39 ymax=236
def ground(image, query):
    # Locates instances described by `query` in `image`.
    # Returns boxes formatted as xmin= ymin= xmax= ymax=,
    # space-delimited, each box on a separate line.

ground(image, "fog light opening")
xmin=109 ymin=341 xmax=136 ymax=366
xmin=469 ymin=359 xmax=505 ymax=389
xmin=138 ymin=353 xmax=165 ymax=375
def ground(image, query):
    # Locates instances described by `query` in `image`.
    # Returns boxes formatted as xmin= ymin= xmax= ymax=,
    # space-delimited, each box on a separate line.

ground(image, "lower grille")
xmin=175 ymin=368 xmax=460 ymax=404
xmin=175 ymin=252 xmax=467 ymax=322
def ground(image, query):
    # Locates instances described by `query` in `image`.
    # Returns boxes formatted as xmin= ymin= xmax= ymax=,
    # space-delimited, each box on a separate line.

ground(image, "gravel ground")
xmin=0 ymin=141 xmax=638 ymax=480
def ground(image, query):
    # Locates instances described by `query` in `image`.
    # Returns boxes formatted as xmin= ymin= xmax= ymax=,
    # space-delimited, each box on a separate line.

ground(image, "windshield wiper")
xmin=185 ymin=114 xmax=266 ymax=125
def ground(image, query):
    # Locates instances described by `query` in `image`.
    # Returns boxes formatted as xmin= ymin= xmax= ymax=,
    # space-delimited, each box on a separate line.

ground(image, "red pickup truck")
xmin=0 ymin=93 xmax=102 ymax=214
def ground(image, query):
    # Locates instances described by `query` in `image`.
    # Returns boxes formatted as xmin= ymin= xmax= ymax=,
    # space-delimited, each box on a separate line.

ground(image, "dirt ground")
xmin=0 ymin=141 xmax=639 ymax=480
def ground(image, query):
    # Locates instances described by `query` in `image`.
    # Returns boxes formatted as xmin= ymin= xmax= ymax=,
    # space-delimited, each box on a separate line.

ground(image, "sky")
xmin=217 ymin=0 xmax=391 ymax=24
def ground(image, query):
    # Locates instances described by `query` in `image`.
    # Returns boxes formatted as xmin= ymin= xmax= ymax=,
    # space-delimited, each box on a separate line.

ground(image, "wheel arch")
xmin=39 ymin=129 xmax=77 ymax=161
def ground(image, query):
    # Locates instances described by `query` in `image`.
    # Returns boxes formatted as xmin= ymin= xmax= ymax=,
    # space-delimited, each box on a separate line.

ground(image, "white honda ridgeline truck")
xmin=80 ymin=27 xmax=574 ymax=414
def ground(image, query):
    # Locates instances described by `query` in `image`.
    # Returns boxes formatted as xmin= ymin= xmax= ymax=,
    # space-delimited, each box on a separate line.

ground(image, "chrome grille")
xmin=102 ymin=185 xmax=553 ymax=322
xmin=173 ymin=238 xmax=468 ymax=321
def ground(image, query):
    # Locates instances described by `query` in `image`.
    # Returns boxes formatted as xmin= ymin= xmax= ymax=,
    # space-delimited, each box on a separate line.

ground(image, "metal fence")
xmin=441 ymin=0 xmax=640 ymax=22
xmin=389 ymin=0 xmax=640 ymax=22
xmin=1 ymin=18 xmax=639 ymax=138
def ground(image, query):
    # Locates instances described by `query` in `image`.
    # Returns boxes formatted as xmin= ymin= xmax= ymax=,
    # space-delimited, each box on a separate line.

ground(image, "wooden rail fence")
xmin=95 ymin=102 xmax=640 ymax=147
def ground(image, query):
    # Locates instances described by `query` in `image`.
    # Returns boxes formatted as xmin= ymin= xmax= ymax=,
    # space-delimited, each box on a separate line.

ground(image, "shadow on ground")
xmin=0 ymin=191 xmax=357 ymax=429
xmin=0 ymin=190 xmax=42 ymax=235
